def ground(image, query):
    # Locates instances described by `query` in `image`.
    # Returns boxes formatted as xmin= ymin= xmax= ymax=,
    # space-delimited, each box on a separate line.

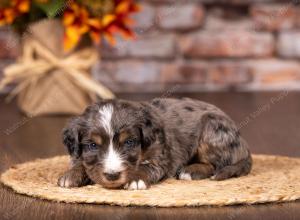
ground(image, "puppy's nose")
xmin=103 ymin=172 xmax=121 ymax=181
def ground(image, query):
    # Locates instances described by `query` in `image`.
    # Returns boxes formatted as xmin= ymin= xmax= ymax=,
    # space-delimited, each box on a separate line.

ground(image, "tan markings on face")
xmin=91 ymin=133 xmax=103 ymax=145
xmin=119 ymin=131 xmax=130 ymax=144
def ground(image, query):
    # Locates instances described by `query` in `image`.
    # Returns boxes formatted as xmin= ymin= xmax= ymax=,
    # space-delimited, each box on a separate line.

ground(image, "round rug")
xmin=1 ymin=154 xmax=300 ymax=207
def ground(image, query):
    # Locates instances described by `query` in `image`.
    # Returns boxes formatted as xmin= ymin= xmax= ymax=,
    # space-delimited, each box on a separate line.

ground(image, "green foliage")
xmin=78 ymin=0 xmax=115 ymax=16
xmin=12 ymin=3 xmax=48 ymax=34
xmin=34 ymin=0 xmax=66 ymax=18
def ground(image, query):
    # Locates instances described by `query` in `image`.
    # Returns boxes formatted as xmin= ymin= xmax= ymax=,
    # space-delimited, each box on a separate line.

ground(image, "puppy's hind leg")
xmin=178 ymin=163 xmax=215 ymax=180
xmin=199 ymin=113 xmax=252 ymax=181
xmin=211 ymin=151 xmax=252 ymax=181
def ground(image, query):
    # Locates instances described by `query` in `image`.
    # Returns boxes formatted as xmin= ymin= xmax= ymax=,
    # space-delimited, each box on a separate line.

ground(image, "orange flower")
xmin=0 ymin=0 xmax=30 ymax=25
xmin=63 ymin=2 xmax=105 ymax=51
xmin=101 ymin=0 xmax=140 ymax=45
xmin=63 ymin=2 xmax=91 ymax=51
xmin=63 ymin=0 xmax=140 ymax=51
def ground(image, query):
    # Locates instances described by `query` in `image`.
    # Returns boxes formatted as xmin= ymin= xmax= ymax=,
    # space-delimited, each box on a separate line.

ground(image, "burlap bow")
xmin=0 ymin=38 xmax=115 ymax=102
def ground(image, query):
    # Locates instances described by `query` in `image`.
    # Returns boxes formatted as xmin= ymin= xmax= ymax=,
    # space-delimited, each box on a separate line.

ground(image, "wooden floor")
xmin=0 ymin=92 xmax=299 ymax=220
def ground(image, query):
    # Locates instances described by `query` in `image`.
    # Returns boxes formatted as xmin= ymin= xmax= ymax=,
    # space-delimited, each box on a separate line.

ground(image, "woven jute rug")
xmin=1 ymin=154 xmax=300 ymax=207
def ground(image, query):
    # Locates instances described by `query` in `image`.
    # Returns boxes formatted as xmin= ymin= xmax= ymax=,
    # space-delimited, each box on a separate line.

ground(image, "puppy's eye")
xmin=124 ymin=139 xmax=135 ymax=147
xmin=88 ymin=143 xmax=98 ymax=151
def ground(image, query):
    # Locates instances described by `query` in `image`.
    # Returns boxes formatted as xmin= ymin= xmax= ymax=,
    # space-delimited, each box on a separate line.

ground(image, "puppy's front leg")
xmin=58 ymin=159 xmax=91 ymax=188
xmin=124 ymin=162 xmax=165 ymax=190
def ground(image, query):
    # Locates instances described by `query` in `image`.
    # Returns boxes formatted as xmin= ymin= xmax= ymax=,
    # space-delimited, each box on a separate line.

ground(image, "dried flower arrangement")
xmin=0 ymin=0 xmax=140 ymax=116
xmin=0 ymin=0 xmax=139 ymax=50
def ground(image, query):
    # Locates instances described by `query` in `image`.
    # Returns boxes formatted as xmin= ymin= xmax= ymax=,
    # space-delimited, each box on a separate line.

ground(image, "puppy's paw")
xmin=124 ymin=179 xmax=148 ymax=190
xmin=178 ymin=172 xmax=192 ymax=180
xmin=57 ymin=170 xmax=90 ymax=188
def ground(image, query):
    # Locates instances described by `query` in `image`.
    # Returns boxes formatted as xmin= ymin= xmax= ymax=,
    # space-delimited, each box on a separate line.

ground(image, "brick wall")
xmin=2 ymin=0 xmax=300 ymax=93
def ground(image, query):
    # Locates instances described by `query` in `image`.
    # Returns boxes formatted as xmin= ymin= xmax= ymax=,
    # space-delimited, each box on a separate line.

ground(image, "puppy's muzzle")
xmin=103 ymin=171 xmax=121 ymax=181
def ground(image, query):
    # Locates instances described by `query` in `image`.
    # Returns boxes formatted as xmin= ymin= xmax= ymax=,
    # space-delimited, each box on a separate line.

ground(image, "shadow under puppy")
xmin=58 ymin=98 xmax=252 ymax=190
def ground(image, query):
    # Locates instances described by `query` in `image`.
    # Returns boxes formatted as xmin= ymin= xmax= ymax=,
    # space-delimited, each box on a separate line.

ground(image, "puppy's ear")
xmin=62 ymin=117 xmax=84 ymax=158
xmin=139 ymin=107 xmax=163 ymax=149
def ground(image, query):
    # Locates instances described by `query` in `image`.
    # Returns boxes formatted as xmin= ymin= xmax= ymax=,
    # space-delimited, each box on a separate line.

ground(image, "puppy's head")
xmin=63 ymin=100 xmax=161 ymax=189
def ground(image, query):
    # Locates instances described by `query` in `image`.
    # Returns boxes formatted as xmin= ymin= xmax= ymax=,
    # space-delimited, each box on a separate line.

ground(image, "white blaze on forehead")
xmin=99 ymin=104 xmax=124 ymax=173
xmin=99 ymin=104 xmax=113 ymax=136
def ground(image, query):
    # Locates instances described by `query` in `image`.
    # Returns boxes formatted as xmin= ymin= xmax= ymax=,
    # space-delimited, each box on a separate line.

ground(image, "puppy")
xmin=58 ymin=98 xmax=252 ymax=190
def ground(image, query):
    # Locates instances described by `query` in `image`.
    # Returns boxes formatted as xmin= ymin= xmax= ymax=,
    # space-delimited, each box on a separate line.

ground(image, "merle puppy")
xmin=58 ymin=98 xmax=252 ymax=190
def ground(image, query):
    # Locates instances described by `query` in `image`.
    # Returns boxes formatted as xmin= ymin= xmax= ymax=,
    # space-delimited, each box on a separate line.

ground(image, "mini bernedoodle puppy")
xmin=58 ymin=98 xmax=252 ymax=190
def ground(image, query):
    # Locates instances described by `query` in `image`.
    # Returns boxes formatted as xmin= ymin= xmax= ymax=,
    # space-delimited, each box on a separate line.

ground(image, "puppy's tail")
xmin=212 ymin=150 xmax=252 ymax=181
